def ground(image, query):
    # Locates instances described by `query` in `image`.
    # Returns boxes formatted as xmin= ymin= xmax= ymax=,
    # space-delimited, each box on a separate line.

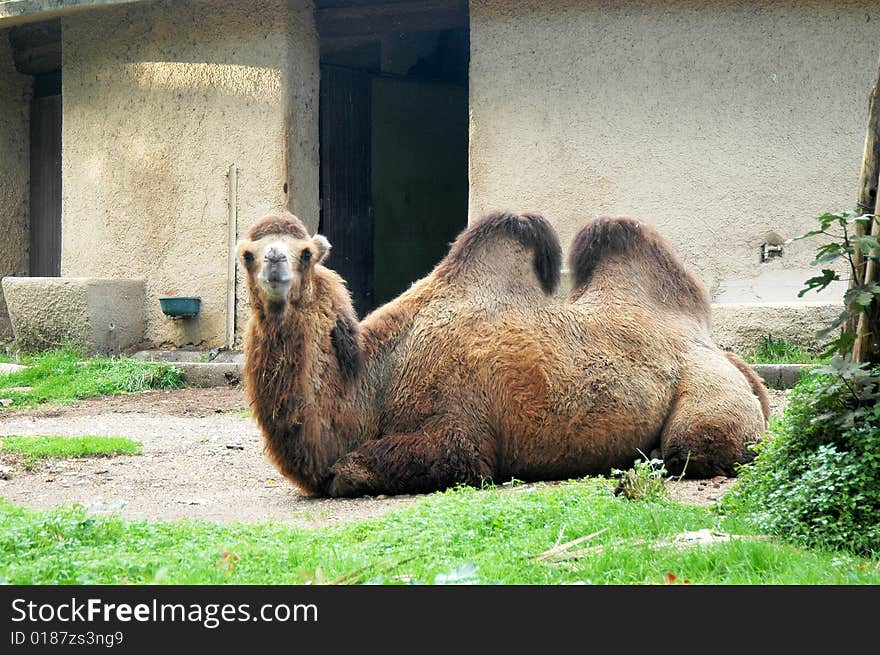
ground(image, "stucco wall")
xmin=61 ymin=0 xmax=318 ymax=348
xmin=285 ymin=0 xmax=319 ymax=227
xmin=470 ymin=0 xmax=878 ymax=342
xmin=2 ymin=276 xmax=145 ymax=354
xmin=0 ymin=32 xmax=31 ymax=340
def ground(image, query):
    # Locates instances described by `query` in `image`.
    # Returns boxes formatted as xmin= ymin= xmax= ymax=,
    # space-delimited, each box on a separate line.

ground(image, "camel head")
xmin=238 ymin=211 xmax=331 ymax=313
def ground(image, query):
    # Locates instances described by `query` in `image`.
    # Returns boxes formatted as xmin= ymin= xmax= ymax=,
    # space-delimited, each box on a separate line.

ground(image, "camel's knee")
xmin=330 ymin=428 xmax=495 ymax=496
xmin=662 ymin=356 xmax=766 ymax=478
xmin=663 ymin=443 xmax=742 ymax=479
xmin=662 ymin=421 xmax=755 ymax=479
xmin=327 ymin=452 xmax=382 ymax=498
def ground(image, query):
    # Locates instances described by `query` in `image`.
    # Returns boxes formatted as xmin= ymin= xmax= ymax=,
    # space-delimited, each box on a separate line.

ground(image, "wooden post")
xmin=846 ymin=55 xmax=880 ymax=339
xmin=857 ymin=54 xmax=880 ymax=218
xmin=852 ymin=172 xmax=880 ymax=363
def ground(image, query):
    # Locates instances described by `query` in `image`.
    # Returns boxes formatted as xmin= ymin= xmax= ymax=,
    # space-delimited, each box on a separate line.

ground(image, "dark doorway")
xmin=10 ymin=19 xmax=62 ymax=277
xmin=29 ymin=69 xmax=62 ymax=277
xmin=320 ymin=65 xmax=374 ymax=315
xmin=317 ymin=1 xmax=469 ymax=317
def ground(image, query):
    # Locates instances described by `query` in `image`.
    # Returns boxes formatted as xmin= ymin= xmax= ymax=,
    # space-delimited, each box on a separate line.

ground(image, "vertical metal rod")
xmin=226 ymin=165 xmax=238 ymax=350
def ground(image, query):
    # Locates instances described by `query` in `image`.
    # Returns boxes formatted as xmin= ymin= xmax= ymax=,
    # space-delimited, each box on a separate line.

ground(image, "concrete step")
xmin=132 ymin=351 xmax=813 ymax=390
xmin=749 ymin=364 xmax=815 ymax=390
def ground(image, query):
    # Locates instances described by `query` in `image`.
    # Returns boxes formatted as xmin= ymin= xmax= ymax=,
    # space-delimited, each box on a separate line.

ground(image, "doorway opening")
xmin=317 ymin=1 xmax=469 ymax=316
xmin=10 ymin=19 xmax=62 ymax=277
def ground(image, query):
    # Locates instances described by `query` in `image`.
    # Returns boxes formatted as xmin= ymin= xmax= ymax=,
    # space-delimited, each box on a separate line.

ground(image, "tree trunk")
xmin=852 ymin=174 xmax=880 ymax=364
xmin=845 ymin=54 xmax=880 ymax=340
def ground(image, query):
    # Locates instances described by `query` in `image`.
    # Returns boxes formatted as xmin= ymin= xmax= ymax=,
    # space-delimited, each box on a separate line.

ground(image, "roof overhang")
xmin=0 ymin=0 xmax=148 ymax=29
xmin=1 ymin=1 xmax=470 ymax=34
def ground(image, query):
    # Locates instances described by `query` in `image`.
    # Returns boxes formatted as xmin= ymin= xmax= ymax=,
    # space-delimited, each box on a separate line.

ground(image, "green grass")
xmin=0 ymin=435 xmax=141 ymax=468
xmin=0 ymin=348 xmax=184 ymax=408
xmin=1 ymin=480 xmax=877 ymax=584
xmin=742 ymin=335 xmax=826 ymax=365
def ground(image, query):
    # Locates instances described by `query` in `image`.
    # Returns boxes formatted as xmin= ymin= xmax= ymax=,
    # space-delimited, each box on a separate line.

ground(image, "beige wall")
xmin=470 ymin=0 xmax=877 ymax=318
xmin=285 ymin=0 xmax=320 ymax=226
xmin=0 ymin=32 xmax=30 ymax=339
xmin=61 ymin=0 xmax=318 ymax=348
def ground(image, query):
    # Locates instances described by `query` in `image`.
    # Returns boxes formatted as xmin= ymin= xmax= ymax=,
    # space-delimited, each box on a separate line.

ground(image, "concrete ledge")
xmin=750 ymin=364 xmax=815 ymax=390
xmin=174 ymin=362 xmax=241 ymax=388
xmin=132 ymin=350 xmax=242 ymax=387
xmin=134 ymin=350 xmax=811 ymax=390
xmin=1 ymin=277 xmax=145 ymax=355
xmin=132 ymin=349 xmax=243 ymax=364
xmin=711 ymin=302 xmax=840 ymax=354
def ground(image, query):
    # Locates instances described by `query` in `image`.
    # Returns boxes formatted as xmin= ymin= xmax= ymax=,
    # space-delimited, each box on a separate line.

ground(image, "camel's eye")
xmin=242 ymin=250 xmax=254 ymax=266
xmin=300 ymin=248 xmax=312 ymax=269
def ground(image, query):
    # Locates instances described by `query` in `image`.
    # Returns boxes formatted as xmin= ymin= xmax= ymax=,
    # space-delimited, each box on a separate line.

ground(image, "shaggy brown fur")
xmin=246 ymin=210 xmax=309 ymax=241
xmin=568 ymin=215 xmax=711 ymax=327
xmin=724 ymin=351 xmax=771 ymax=421
xmin=436 ymin=211 xmax=562 ymax=294
xmin=240 ymin=210 xmax=768 ymax=497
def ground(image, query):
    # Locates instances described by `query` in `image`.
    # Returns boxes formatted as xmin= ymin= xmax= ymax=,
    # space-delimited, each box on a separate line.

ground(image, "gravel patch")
xmin=1 ymin=387 xmax=790 ymax=521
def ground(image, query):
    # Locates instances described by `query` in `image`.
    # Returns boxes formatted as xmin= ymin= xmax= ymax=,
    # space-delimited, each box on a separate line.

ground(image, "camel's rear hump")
xmin=567 ymin=216 xmax=711 ymax=325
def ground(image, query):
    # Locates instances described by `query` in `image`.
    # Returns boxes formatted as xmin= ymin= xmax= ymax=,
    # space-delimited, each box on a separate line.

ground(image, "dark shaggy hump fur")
xmin=246 ymin=210 xmax=309 ymax=241
xmin=569 ymin=216 xmax=710 ymax=323
xmin=438 ymin=211 xmax=562 ymax=294
xmin=331 ymin=312 xmax=362 ymax=383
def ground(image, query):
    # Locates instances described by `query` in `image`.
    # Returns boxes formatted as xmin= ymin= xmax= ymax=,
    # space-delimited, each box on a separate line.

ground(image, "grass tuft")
xmin=611 ymin=454 xmax=669 ymax=501
xmin=0 ymin=348 xmax=184 ymax=408
xmin=0 ymin=435 xmax=141 ymax=468
xmin=742 ymin=335 xmax=825 ymax=365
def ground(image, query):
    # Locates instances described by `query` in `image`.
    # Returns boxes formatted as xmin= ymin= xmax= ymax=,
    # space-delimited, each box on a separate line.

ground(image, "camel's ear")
xmin=311 ymin=235 xmax=331 ymax=264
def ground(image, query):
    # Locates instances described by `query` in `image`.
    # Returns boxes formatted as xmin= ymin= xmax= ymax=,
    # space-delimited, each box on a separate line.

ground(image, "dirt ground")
xmin=0 ymin=387 xmax=789 ymax=526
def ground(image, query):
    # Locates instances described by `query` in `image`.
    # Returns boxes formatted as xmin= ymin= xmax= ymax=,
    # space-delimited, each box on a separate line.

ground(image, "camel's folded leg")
xmin=327 ymin=428 xmax=495 ymax=497
xmin=660 ymin=354 xmax=766 ymax=478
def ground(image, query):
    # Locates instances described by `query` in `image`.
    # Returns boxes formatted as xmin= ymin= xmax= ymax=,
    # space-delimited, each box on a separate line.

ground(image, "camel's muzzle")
xmin=259 ymin=251 xmax=293 ymax=301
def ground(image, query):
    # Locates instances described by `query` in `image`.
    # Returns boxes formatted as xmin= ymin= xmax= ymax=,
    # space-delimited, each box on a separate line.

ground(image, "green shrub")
xmin=723 ymin=372 xmax=880 ymax=556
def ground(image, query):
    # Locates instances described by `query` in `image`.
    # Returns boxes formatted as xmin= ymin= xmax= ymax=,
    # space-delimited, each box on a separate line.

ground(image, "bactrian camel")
xmin=238 ymin=210 xmax=769 ymax=497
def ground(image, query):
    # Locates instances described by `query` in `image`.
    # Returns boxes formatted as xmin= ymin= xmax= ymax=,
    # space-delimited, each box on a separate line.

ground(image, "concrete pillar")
xmin=61 ymin=0 xmax=318 ymax=348
xmin=0 ymin=32 xmax=30 ymax=340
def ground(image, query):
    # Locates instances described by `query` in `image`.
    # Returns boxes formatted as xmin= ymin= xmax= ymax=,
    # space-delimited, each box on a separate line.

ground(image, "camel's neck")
xmin=245 ymin=272 xmax=440 ymax=494
xmin=244 ymin=283 xmax=368 ymax=495
xmin=359 ymin=276 xmax=437 ymax=356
